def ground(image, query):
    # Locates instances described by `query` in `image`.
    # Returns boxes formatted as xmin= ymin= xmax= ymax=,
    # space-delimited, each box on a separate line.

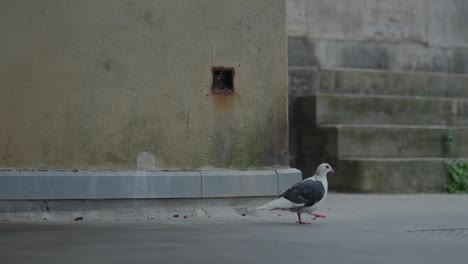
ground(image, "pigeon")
xmin=257 ymin=163 xmax=334 ymax=224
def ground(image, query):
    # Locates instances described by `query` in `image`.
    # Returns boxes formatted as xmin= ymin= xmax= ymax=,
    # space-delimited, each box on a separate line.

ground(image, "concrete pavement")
xmin=1 ymin=194 xmax=468 ymax=264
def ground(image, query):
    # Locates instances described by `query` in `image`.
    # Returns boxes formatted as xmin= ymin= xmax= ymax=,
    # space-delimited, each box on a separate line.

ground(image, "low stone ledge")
xmin=0 ymin=169 xmax=302 ymax=200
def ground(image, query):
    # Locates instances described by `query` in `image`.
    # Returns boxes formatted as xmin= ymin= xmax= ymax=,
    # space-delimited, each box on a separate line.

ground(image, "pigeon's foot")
xmin=312 ymin=213 xmax=326 ymax=220
xmin=296 ymin=212 xmax=311 ymax=224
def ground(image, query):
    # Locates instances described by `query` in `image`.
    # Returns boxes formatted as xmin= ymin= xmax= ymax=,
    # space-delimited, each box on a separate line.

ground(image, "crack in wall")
xmin=199 ymin=1 xmax=214 ymax=65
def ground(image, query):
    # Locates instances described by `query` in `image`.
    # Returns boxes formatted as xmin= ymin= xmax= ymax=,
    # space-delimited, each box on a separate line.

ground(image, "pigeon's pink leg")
xmin=312 ymin=213 xmax=326 ymax=220
xmin=295 ymin=212 xmax=310 ymax=224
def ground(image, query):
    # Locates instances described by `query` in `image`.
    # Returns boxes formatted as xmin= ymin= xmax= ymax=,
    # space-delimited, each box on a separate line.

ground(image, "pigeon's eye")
xmin=326 ymin=165 xmax=329 ymax=169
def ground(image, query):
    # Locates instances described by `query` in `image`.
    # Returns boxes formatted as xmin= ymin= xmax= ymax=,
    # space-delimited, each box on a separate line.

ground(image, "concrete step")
xmin=300 ymin=125 xmax=468 ymax=159
xmin=289 ymin=67 xmax=468 ymax=98
xmin=290 ymin=68 xmax=468 ymax=193
xmin=297 ymin=94 xmax=468 ymax=126
xmin=298 ymin=158 xmax=452 ymax=193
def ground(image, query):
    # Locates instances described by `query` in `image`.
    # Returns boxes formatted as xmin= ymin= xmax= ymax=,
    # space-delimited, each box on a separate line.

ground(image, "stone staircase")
xmin=289 ymin=67 xmax=468 ymax=193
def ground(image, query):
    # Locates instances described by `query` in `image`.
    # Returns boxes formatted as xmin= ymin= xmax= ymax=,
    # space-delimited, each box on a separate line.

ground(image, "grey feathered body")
xmin=257 ymin=175 xmax=328 ymax=214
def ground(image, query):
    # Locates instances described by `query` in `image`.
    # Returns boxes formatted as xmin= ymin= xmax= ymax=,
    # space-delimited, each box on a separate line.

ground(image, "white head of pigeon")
xmin=315 ymin=163 xmax=334 ymax=178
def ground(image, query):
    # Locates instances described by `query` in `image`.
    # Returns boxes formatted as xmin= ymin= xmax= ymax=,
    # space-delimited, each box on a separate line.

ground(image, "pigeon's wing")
xmin=280 ymin=180 xmax=325 ymax=207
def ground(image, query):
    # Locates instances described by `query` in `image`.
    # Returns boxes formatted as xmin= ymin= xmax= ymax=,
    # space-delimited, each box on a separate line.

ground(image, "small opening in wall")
xmin=211 ymin=67 xmax=234 ymax=94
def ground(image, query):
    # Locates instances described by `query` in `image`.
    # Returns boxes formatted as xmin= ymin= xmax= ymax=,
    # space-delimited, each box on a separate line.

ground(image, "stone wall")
xmin=0 ymin=0 xmax=288 ymax=171
xmin=287 ymin=0 xmax=468 ymax=73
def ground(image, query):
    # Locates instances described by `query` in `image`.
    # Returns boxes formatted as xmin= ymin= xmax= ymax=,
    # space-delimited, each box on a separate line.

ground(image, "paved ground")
xmin=1 ymin=194 xmax=468 ymax=264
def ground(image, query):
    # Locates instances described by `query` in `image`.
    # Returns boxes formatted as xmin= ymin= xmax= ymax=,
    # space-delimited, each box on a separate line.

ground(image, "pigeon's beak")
xmin=330 ymin=169 xmax=335 ymax=174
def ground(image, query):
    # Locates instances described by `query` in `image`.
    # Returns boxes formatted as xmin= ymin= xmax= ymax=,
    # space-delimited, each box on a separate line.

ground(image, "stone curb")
xmin=0 ymin=169 xmax=301 ymax=200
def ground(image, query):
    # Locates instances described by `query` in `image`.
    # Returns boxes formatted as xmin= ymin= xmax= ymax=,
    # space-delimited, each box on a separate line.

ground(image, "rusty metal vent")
xmin=407 ymin=228 xmax=468 ymax=237
xmin=211 ymin=67 xmax=234 ymax=94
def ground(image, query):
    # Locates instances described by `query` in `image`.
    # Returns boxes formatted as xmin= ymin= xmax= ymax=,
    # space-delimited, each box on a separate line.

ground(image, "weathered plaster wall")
xmin=0 ymin=0 xmax=288 ymax=170
xmin=287 ymin=0 xmax=468 ymax=73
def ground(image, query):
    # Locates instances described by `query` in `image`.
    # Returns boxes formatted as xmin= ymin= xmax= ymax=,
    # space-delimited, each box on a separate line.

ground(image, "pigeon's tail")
xmin=256 ymin=197 xmax=297 ymax=211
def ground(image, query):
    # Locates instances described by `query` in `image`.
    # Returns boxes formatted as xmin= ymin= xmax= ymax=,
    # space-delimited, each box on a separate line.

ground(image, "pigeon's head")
xmin=316 ymin=163 xmax=334 ymax=177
